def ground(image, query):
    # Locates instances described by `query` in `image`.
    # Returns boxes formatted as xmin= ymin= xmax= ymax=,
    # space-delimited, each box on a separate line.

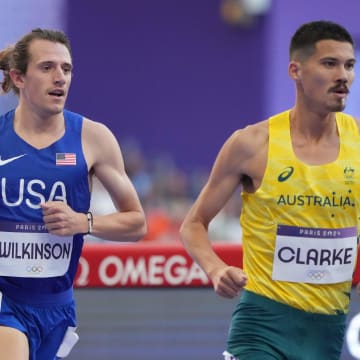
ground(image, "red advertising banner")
xmin=74 ymin=242 xmax=243 ymax=288
xmin=75 ymin=242 xmax=360 ymax=288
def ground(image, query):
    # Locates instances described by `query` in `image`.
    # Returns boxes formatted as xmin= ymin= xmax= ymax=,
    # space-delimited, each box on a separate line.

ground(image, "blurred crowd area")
xmin=88 ymin=138 xmax=242 ymax=244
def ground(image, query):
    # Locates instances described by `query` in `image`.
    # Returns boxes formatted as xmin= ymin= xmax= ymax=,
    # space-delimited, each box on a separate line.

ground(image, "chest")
xmin=291 ymin=137 xmax=340 ymax=166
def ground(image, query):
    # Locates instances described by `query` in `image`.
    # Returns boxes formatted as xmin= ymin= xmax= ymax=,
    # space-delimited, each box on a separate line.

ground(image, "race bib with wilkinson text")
xmin=0 ymin=220 xmax=73 ymax=278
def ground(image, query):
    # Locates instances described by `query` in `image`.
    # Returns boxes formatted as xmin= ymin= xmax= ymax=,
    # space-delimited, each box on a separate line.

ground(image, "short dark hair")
xmin=289 ymin=20 xmax=354 ymax=61
xmin=0 ymin=28 xmax=72 ymax=95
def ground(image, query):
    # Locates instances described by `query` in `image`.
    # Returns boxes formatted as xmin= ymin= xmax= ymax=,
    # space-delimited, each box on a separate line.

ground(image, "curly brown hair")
xmin=0 ymin=28 xmax=72 ymax=95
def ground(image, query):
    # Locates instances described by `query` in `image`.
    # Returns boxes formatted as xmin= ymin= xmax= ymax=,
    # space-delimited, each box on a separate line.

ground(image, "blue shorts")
xmin=0 ymin=291 xmax=77 ymax=360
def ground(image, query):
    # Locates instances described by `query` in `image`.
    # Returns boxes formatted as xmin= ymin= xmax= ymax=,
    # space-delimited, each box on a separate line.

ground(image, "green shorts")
xmin=226 ymin=290 xmax=346 ymax=360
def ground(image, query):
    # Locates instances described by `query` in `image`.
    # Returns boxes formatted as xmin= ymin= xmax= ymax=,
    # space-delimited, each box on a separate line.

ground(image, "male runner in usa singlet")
xmin=180 ymin=20 xmax=360 ymax=360
xmin=0 ymin=28 xmax=146 ymax=359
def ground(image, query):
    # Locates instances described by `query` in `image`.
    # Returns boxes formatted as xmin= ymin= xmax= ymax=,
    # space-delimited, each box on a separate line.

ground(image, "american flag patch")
xmin=56 ymin=153 xmax=76 ymax=166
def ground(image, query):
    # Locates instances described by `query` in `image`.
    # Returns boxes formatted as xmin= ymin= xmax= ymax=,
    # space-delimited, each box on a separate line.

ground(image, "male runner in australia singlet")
xmin=180 ymin=20 xmax=360 ymax=360
xmin=0 ymin=29 xmax=146 ymax=360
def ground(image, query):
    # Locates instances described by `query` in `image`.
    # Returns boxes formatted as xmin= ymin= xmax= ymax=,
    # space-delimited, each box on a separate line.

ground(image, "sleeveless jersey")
xmin=241 ymin=110 xmax=360 ymax=314
xmin=0 ymin=109 xmax=90 ymax=305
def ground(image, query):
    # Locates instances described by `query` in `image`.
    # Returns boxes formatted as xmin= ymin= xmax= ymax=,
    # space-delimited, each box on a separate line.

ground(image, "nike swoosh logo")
xmin=0 ymin=154 xmax=27 ymax=166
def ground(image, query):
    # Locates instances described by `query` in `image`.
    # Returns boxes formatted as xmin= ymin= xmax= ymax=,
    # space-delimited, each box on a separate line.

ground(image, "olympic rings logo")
xmin=306 ymin=269 xmax=328 ymax=280
xmin=26 ymin=265 xmax=44 ymax=273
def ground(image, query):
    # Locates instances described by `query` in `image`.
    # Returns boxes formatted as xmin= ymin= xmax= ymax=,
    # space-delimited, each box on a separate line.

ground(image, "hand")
xmin=209 ymin=265 xmax=247 ymax=299
xmin=41 ymin=201 xmax=87 ymax=236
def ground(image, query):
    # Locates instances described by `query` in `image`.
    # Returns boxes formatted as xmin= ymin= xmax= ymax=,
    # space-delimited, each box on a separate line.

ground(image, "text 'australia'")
xmin=277 ymin=193 xmax=353 ymax=208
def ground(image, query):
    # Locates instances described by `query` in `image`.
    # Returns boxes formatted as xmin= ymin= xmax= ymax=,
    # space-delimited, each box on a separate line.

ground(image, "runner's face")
xmin=295 ymin=40 xmax=355 ymax=113
xmin=19 ymin=39 xmax=72 ymax=116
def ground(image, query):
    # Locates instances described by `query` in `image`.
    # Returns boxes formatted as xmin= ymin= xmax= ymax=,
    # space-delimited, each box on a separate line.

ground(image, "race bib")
xmin=272 ymin=225 xmax=357 ymax=284
xmin=0 ymin=220 xmax=73 ymax=278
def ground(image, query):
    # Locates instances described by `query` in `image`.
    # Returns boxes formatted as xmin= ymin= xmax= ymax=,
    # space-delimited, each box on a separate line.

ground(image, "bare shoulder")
xmin=227 ymin=119 xmax=269 ymax=157
xmin=82 ymin=117 xmax=113 ymax=138
xmin=213 ymin=119 xmax=269 ymax=182
xmin=81 ymin=117 xmax=121 ymax=151
xmin=81 ymin=117 xmax=123 ymax=169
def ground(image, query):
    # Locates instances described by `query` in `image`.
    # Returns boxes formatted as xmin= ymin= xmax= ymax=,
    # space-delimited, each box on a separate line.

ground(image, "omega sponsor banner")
xmin=74 ymin=242 xmax=243 ymax=288
xmin=75 ymin=243 xmax=242 ymax=288
xmin=74 ymin=242 xmax=360 ymax=288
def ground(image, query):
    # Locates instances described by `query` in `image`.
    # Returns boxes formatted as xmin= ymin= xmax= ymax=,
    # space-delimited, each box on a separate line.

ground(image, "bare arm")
xmin=180 ymin=122 xmax=268 ymax=298
xmin=84 ymin=119 xmax=146 ymax=241
xmin=42 ymin=118 xmax=146 ymax=242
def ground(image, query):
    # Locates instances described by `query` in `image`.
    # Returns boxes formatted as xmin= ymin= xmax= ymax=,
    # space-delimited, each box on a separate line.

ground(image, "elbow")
xmin=134 ymin=221 xmax=147 ymax=242
xmin=179 ymin=220 xmax=190 ymax=244
xmin=129 ymin=213 xmax=147 ymax=242
xmin=179 ymin=222 xmax=186 ymax=239
xmin=179 ymin=215 xmax=208 ymax=245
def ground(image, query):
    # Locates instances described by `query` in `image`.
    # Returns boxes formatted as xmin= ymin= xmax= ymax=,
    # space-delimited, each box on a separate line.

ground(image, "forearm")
xmin=90 ymin=210 xmax=147 ymax=242
xmin=180 ymin=221 xmax=228 ymax=277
